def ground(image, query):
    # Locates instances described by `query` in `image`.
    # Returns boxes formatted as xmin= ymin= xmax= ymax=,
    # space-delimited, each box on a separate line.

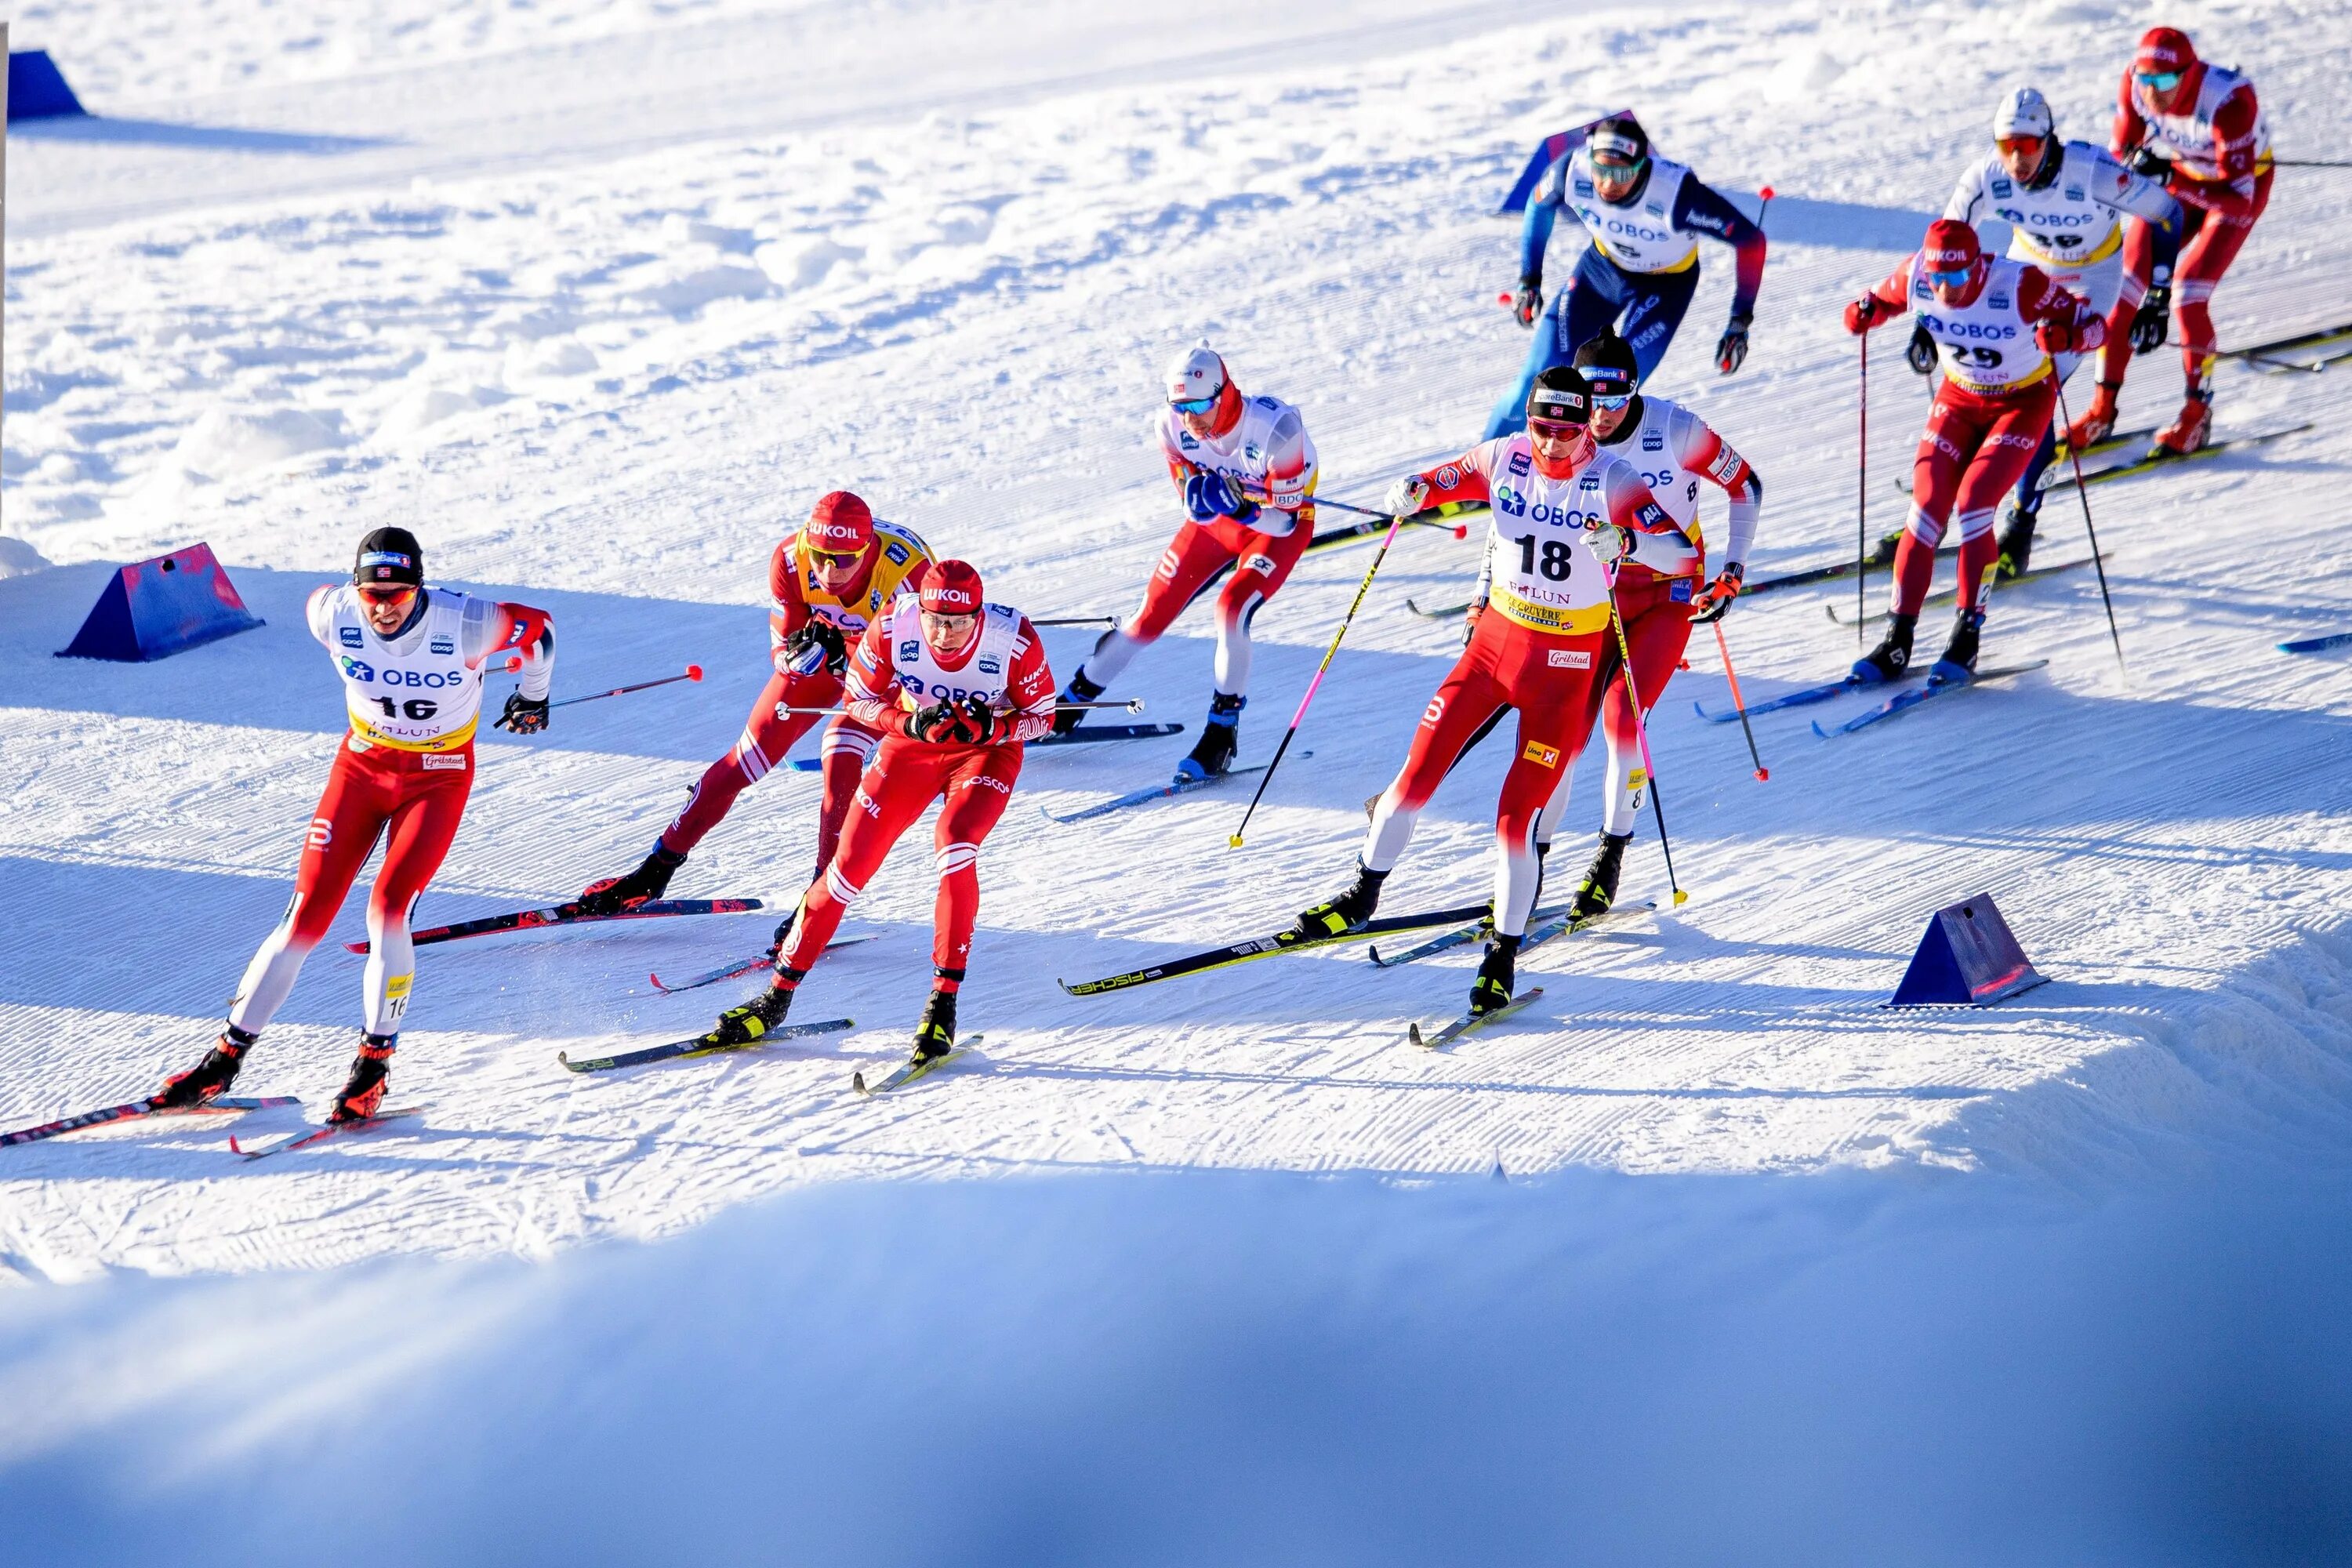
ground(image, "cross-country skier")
xmin=150 ymin=528 xmax=555 ymax=1123
xmin=2075 ymin=25 xmax=2272 ymax=456
xmin=1843 ymin=219 xmax=2107 ymax=683
xmin=695 ymin=560 xmax=1055 ymax=1075
xmin=1053 ymin=342 xmax=1317 ymax=782
xmin=575 ymin=492 xmax=933 ymax=949
xmin=1944 ymin=86 xmax=2183 ymax=577
xmin=1293 ymin=366 xmax=1679 ymax=1019
xmin=1535 ymin=332 xmax=1761 ymax=920
xmin=1487 ymin=113 xmax=1766 ymax=441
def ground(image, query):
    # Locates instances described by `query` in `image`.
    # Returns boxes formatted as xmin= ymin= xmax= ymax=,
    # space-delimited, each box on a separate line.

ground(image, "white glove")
xmin=1383 ymin=476 xmax=1429 ymax=517
xmin=1585 ymin=521 xmax=1633 ymax=568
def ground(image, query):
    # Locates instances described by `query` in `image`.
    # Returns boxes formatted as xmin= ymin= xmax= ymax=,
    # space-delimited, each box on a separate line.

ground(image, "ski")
xmin=1369 ymin=902 xmax=1566 ymax=967
xmin=793 ymin=724 xmax=1187 ymax=770
xmin=1041 ymin=753 xmax=1308 ymax=825
xmin=346 ymin=896 xmax=762 ymax=954
xmin=1822 ymin=554 xmax=2107 ymax=626
xmin=2226 ymin=318 xmax=2352 ymax=372
xmin=1058 ymin=901 xmax=1491 ymax=996
xmin=1693 ymin=670 xmax=1920 ymax=723
xmin=1407 ymin=597 xmax=1472 ymax=620
xmin=2045 ymin=423 xmax=2313 ymax=490
xmin=230 ymin=1105 xmax=428 ymax=1160
xmin=1410 ymin=987 xmax=1544 ymax=1049
xmin=559 ymin=1017 xmax=855 ymax=1073
xmin=2279 ymin=630 xmax=2352 ymax=655
xmin=1523 ymin=898 xmax=1661 ymax=950
xmin=647 ymin=934 xmax=877 ymax=995
xmin=1810 ymin=661 xmax=2049 ymax=739
xmin=1366 ymin=899 xmax=1655 ymax=967
xmin=2 ymin=1094 xmax=301 ymax=1149
xmin=853 ymin=1037 xmax=981 ymax=1096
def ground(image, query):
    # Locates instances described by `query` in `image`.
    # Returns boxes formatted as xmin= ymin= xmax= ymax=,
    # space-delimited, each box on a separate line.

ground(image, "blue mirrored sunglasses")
xmin=1923 ymin=266 xmax=1973 ymax=287
xmin=1171 ymin=394 xmax=1218 ymax=416
xmin=1589 ymin=390 xmax=1635 ymax=411
xmin=2135 ymin=70 xmax=2183 ymax=92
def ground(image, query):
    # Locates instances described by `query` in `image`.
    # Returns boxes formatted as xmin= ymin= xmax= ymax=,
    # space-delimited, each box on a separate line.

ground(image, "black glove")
xmin=2129 ymin=285 xmax=2171 ymax=354
xmin=1511 ymin=274 xmax=1544 ymax=328
xmin=960 ymin=695 xmax=1009 ymax=744
xmin=2129 ymin=144 xmax=2169 ymax=178
xmin=903 ymin=701 xmax=960 ymax=742
xmin=1905 ymin=321 xmax=1938 ymax=376
xmin=784 ymin=617 xmax=848 ymax=676
xmin=495 ymin=691 xmax=549 ymax=735
xmin=1715 ymin=313 xmax=1751 ymax=375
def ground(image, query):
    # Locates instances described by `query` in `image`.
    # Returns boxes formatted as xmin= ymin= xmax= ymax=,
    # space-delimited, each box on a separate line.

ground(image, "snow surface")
xmin=3 ymin=0 xmax=2351 ymax=1559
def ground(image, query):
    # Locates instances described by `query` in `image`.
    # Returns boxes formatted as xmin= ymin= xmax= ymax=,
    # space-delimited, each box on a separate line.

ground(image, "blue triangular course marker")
xmin=56 ymin=543 xmax=264 ymax=662
xmin=9 ymin=51 xmax=89 ymax=122
xmin=1887 ymin=893 xmax=2047 ymax=1008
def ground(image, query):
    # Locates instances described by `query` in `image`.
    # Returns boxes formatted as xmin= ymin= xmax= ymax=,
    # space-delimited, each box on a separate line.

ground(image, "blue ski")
xmin=1811 ymin=662 xmax=2048 ymax=739
xmin=2279 ymin=630 xmax=2352 ymax=655
xmin=1694 ymin=670 xmax=1920 ymax=724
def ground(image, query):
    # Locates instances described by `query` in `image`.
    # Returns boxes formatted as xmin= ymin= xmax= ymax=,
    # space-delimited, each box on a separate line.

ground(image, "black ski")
xmin=346 ymin=897 xmax=762 ymax=953
xmin=1059 ymin=902 xmax=1491 ymax=996
xmin=1822 ymin=554 xmax=2107 ymax=626
xmin=2 ymin=1094 xmax=301 ymax=1149
xmin=560 ymin=1016 xmax=855 ymax=1073
xmin=1410 ymin=987 xmax=1544 ymax=1049
xmin=853 ymin=1037 xmax=982 ymax=1095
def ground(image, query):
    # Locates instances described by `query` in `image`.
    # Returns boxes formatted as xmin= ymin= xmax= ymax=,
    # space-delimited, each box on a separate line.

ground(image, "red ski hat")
xmin=805 ymin=490 xmax=873 ymax=554
xmin=2135 ymin=25 xmax=2196 ymax=76
xmin=919 ymin=558 xmax=984 ymax=615
xmin=1922 ymin=217 xmax=1982 ymax=272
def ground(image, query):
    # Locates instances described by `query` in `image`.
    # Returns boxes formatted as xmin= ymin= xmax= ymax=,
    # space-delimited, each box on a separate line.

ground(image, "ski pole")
xmin=1229 ymin=510 xmax=1410 ymax=848
xmin=775 ymin=699 xmax=1143 ymax=717
xmin=1603 ymin=569 xmax=1686 ymax=906
xmin=534 ymin=665 xmax=704 ymax=709
xmin=1856 ymin=330 xmax=1869 ymax=646
xmin=1711 ymin=620 xmax=1769 ymax=782
xmin=1311 ymin=493 xmax=1472 ymax=539
xmin=1034 ymin=615 xmax=1120 ymax=628
xmin=2051 ymin=379 xmax=2129 ymax=675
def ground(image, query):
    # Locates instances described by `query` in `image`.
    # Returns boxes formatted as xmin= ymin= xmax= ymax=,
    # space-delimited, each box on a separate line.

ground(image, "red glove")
xmin=1688 ymin=564 xmax=1744 ymax=625
xmin=1844 ymin=295 xmax=1893 ymax=335
xmin=2034 ymin=314 xmax=2104 ymax=354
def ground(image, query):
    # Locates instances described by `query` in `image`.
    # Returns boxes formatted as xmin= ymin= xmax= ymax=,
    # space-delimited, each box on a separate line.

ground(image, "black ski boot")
xmin=150 ymin=1025 xmax=256 ymax=1109
xmin=1932 ymin=606 xmax=1985 ymax=684
xmin=1470 ymin=934 xmax=1519 ymax=1017
xmin=576 ymin=841 xmax=686 ymax=916
xmin=708 ymin=977 xmax=797 ymax=1047
xmin=913 ymin=984 xmax=959 ymax=1063
xmin=1177 ymin=693 xmax=1244 ymax=782
xmin=328 ymin=1033 xmax=397 ymax=1124
xmin=1053 ymin=670 xmax=1106 ymax=736
xmin=1571 ymin=831 xmax=1632 ymax=920
xmin=1994 ymin=503 xmax=2038 ymax=581
xmin=1294 ymin=861 xmax=1388 ymax=938
xmin=1852 ymin=612 xmax=1918 ymax=684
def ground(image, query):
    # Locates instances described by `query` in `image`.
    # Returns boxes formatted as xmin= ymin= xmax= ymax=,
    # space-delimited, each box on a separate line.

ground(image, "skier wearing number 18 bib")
xmin=1843 ymin=219 xmax=2104 ymax=683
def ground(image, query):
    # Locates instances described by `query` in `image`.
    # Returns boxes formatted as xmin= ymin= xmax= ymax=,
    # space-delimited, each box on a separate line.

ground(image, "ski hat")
xmin=1922 ymin=217 xmax=1983 ymax=274
xmin=354 ymin=526 xmax=424 ymax=590
xmin=1991 ymin=85 xmax=2054 ymax=142
xmin=1165 ymin=341 xmax=1229 ymax=408
xmin=2135 ymin=25 xmax=2196 ymax=78
xmin=806 ymin=490 xmax=873 ymax=554
xmin=1587 ymin=114 xmax=1648 ymax=169
xmin=1572 ymin=331 xmax=1640 ymax=397
xmin=918 ymin=558 xmax=984 ymax=615
xmin=1526 ymin=365 xmax=1592 ymax=426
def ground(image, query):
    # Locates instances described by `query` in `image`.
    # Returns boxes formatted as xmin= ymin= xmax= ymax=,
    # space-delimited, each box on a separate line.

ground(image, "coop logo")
xmin=430 ymin=637 xmax=456 ymax=655
xmin=1507 ymin=452 xmax=1531 ymax=477
xmin=899 ymin=641 xmax=920 ymax=663
xmin=339 ymin=626 xmax=364 ymax=648
xmin=1642 ymin=430 xmax=1664 ymax=452
xmin=978 ymin=655 xmax=1002 ymax=676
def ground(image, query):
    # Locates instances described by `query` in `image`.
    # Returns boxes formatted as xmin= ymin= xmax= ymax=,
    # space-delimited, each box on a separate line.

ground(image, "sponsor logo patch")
xmin=1642 ymin=430 xmax=1665 ymax=451
xmin=421 ymin=753 xmax=467 ymax=771
xmin=339 ymin=626 xmax=364 ymax=648
xmin=1670 ymin=580 xmax=1693 ymax=602
xmin=1507 ymin=452 xmax=1531 ymax=476
xmin=978 ymin=655 xmax=1001 ymax=675
xmin=884 ymin=541 xmax=909 ymax=564
xmin=430 ymin=637 xmax=456 ymax=655
xmin=1547 ymin=648 xmax=1593 ymax=669
xmin=1436 ymin=464 xmax=1462 ymax=489
xmin=307 ymin=817 xmax=333 ymax=849
xmin=1243 ymin=553 xmax=1276 ymax=575
xmin=1522 ymin=740 xmax=1562 ymax=768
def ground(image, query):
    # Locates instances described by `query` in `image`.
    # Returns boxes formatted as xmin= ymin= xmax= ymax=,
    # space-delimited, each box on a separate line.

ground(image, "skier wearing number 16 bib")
xmin=1292 ymin=366 xmax=1679 ymax=1022
xmin=1844 ymin=218 xmax=2105 ymax=684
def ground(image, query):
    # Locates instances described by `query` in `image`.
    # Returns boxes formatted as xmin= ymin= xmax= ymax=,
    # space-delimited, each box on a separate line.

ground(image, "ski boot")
xmin=1176 ymin=693 xmax=1243 ymax=782
xmin=2065 ymin=380 xmax=2120 ymax=452
xmin=1852 ymin=612 xmax=1917 ymax=684
xmin=707 ymin=978 xmax=797 ymax=1047
xmin=150 ymin=1025 xmax=256 ymax=1109
xmin=1931 ymin=606 xmax=1984 ymax=684
xmin=1053 ymin=670 xmax=1106 ymax=737
xmin=328 ymin=1033 xmax=397 ymax=1124
xmin=1994 ymin=502 xmax=2038 ymax=581
xmin=576 ymin=841 xmax=686 ymax=916
xmin=1571 ymin=831 xmax=1632 ymax=920
xmin=1470 ymin=934 xmax=1519 ymax=1017
xmin=2154 ymin=392 xmax=2211 ymax=456
xmin=913 ymin=984 xmax=958 ymax=1064
xmin=1294 ymin=862 xmax=1388 ymax=938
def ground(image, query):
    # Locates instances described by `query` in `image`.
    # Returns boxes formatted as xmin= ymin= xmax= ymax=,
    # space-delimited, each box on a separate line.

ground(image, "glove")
xmin=1183 ymin=471 xmax=1257 ymax=524
xmin=783 ymin=617 xmax=848 ymax=677
xmin=1715 ymin=313 xmax=1751 ymax=375
xmin=960 ymin=694 xmax=1012 ymax=744
xmin=1461 ymin=601 xmax=1484 ymax=648
xmin=1511 ymin=274 xmax=1544 ymax=328
xmin=1383 ymin=475 xmax=1429 ymax=517
xmin=2129 ymin=144 xmax=2169 ymax=178
xmin=1843 ymin=294 xmax=1893 ymax=335
xmin=1905 ymin=321 xmax=1939 ymax=375
xmin=1687 ymin=563 xmax=1744 ymax=625
xmin=2034 ymin=315 xmax=2094 ymax=355
xmin=2129 ymin=285 xmax=2171 ymax=354
xmin=495 ymin=691 xmax=549 ymax=735
xmin=1584 ymin=521 xmax=1633 ymax=569
xmin=902 ymin=701 xmax=966 ymax=742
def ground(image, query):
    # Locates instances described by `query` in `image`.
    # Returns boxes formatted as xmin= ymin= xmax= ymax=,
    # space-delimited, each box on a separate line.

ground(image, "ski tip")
xmin=227 ymin=1134 xmax=246 ymax=1155
xmin=343 ymin=941 xmax=369 ymax=954
xmin=1809 ymin=720 xmax=1831 ymax=740
xmin=1408 ymin=1022 xmax=1428 ymax=1048
xmin=851 ymin=1070 xmax=870 ymax=1094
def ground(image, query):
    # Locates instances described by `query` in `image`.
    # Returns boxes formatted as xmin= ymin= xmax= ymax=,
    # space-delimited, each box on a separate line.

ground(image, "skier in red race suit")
xmin=1292 ymin=366 xmax=1679 ymax=1021
xmin=151 ymin=528 xmax=555 ymax=1123
xmin=695 ymin=560 xmax=1056 ymax=1071
xmin=1844 ymin=217 xmax=2106 ymax=684
xmin=2067 ymin=24 xmax=2272 ymax=456
xmin=575 ymin=492 xmax=934 ymax=953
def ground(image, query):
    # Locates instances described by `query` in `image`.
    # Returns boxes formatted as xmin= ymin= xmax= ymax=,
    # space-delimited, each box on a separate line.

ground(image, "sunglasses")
xmin=356 ymin=584 xmax=417 ymax=602
xmin=1527 ymin=418 xmax=1585 ymax=440
xmin=1588 ymin=390 xmax=1635 ymax=411
xmin=1923 ymin=266 xmax=1974 ymax=287
xmin=808 ymin=548 xmax=862 ymax=571
xmin=1995 ymin=135 xmax=2045 ymax=154
xmin=2135 ymin=70 xmax=2183 ymax=92
xmin=1171 ymin=394 xmax=1218 ymax=416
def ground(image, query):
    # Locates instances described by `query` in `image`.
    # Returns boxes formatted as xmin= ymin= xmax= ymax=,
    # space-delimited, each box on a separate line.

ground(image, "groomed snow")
xmin=2 ymin=0 xmax=2351 ymax=1557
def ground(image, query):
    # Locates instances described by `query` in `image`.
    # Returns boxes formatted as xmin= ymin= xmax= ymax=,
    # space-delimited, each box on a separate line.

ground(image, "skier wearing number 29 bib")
xmin=1292 ymin=365 xmax=1678 ymax=1023
xmin=1844 ymin=218 xmax=2105 ymax=685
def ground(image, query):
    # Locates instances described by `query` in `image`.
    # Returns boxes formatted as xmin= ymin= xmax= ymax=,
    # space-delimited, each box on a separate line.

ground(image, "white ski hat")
xmin=1165 ymin=340 xmax=1228 ymax=406
xmin=1992 ymin=86 xmax=2054 ymax=142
